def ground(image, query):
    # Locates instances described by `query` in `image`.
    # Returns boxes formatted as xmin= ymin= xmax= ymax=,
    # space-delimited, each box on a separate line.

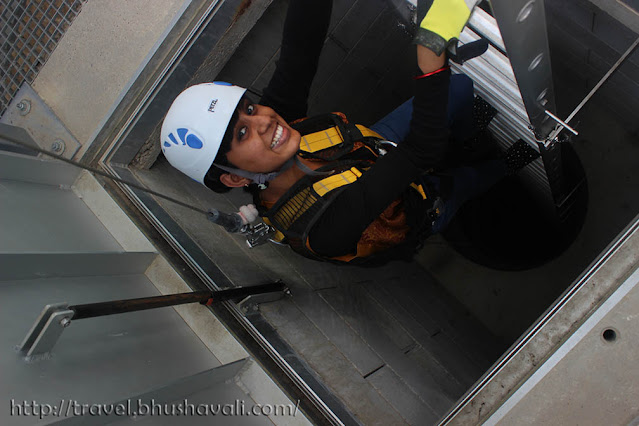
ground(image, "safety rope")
xmin=3 ymin=133 xmax=212 ymax=215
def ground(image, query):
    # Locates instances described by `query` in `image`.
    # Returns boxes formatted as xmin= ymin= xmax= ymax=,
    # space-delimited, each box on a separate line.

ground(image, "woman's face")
xmin=225 ymin=100 xmax=301 ymax=173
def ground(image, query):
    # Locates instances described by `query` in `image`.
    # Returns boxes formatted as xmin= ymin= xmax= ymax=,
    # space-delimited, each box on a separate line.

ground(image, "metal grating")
xmin=0 ymin=0 xmax=86 ymax=117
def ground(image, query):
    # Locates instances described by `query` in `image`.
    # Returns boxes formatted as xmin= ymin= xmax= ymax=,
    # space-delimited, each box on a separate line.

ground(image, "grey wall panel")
xmin=0 ymin=274 xmax=222 ymax=426
xmin=1 ymin=180 xmax=122 ymax=253
xmin=0 ymin=252 xmax=157 ymax=280
xmin=0 ymin=149 xmax=79 ymax=187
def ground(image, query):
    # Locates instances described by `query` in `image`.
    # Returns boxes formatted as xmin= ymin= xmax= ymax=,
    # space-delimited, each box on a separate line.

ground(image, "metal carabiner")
xmin=245 ymin=222 xmax=277 ymax=248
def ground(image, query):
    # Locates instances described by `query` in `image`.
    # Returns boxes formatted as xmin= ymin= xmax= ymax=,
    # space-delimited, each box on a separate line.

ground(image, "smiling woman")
xmin=160 ymin=0 xmax=537 ymax=265
xmin=223 ymin=101 xmax=301 ymax=178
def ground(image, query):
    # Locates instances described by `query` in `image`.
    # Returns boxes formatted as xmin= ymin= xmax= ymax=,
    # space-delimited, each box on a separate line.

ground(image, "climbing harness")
xmin=259 ymin=113 xmax=435 ymax=263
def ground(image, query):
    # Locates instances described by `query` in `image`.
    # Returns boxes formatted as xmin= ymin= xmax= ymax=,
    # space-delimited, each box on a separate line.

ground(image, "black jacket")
xmin=259 ymin=0 xmax=450 ymax=258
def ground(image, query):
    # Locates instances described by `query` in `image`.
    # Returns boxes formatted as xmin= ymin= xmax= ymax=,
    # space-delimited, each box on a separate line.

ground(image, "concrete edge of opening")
xmin=483 ymin=265 xmax=639 ymax=424
xmin=441 ymin=214 xmax=639 ymax=425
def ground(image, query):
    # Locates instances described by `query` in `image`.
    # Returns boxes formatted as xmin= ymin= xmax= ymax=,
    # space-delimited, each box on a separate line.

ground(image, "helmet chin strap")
xmin=213 ymin=163 xmax=286 ymax=185
xmin=214 ymin=155 xmax=331 ymax=186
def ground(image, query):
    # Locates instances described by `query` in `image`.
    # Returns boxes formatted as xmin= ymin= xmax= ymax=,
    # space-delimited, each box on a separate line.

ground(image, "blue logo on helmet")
xmin=163 ymin=128 xmax=203 ymax=150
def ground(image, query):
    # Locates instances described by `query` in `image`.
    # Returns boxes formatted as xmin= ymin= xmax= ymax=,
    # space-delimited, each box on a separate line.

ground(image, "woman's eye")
xmin=246 ymin=104 xmax=255 ymax=115
xmin=238 ymin=126 xmax=247 ymax=140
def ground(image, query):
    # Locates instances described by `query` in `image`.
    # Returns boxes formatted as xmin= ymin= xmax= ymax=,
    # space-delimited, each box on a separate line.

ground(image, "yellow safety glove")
xmin=414 ymin=0 xmax=472 ymax=56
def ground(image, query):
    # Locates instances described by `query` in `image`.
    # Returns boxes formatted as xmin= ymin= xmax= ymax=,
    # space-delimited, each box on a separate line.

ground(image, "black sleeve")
xmin=259 ymin=0 xmax=333 ymax=122
xmin=309 ymin=70 xmax=451 ymax=257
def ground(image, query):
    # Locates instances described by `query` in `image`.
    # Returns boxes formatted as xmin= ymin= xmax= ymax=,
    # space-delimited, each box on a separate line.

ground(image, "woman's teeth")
xmin=271 ymin=124 xmax=283 ymax=149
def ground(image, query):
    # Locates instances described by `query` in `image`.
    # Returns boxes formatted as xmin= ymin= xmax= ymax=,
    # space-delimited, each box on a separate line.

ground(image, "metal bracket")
xmin=543 ymin=110 xmax=579 ymax=147
xmin=0 ymin=84 xmax=81 ymax=159
xmin=237 ymin=287 xmax=291 ymax=315
xmin=18 ymin=303 xmax=74 ymax=360
xmin=545 ymin=110 xmax=579 ymax=136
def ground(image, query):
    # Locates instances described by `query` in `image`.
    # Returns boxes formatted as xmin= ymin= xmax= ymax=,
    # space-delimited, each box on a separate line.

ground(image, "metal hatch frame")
xmin=77 ymin=0 xmax=636 ymax=424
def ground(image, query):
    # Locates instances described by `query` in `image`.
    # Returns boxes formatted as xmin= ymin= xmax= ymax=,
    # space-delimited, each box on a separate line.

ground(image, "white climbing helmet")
xmin=160 ymin=82 xmax=246 ymax=184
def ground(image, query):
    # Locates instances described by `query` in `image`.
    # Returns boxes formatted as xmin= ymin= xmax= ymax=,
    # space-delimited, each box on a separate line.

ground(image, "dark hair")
xmin=203 ymin=93 xmax=256 ymax=193
xmin=203 ymin=94 xmax=264 ymax=195
xmin=202 ymin=105 xmax=239 ymax=193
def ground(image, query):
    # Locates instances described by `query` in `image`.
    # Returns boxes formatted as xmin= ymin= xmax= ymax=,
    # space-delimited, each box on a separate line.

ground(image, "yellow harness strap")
xmin=300 ymin=124 xmax=428 ymax=199
xmin=264 ymin=123 xmax=429 ymax=247
xmin=410 ymin=183 xmax=427 ymax=200
xmin=300 ymin=125 xmax=383 ymax=153
xmin=312 ymin=167 xmax=363 ymax=196
xmin=263 ymin=167 xmax=364 ymax=244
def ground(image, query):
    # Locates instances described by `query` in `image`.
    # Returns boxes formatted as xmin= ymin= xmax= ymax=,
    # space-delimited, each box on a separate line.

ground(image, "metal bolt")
xmin=59 ymin=318 xmax=71 ymax=328
xmin=528 ymin=53 xmax=544 ymax=71
xmin=516 ymin=0 xmax=536 ymax=23
xmin=51 ymin=139 xmax=66 ymax=154
xmin=16 ymin=99 xmax=31 ymax=116
xmin=537 ymin=88 xmax=548 ymax=102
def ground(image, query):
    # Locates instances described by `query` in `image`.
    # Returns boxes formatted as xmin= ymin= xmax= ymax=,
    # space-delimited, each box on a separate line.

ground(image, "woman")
xmin=160 ymin=0 xmax=537 ymax=264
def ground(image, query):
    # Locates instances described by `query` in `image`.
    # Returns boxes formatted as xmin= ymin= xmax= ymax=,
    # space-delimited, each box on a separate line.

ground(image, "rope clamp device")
xmin=245 ymin=223 xmax=276 ymax=248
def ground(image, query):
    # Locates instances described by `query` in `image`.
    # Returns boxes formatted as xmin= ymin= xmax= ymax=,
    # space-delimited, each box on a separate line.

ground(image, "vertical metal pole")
xmin=489 ymin=0 xmax=569 ymax=222
xmin=489 ymin=0 xmax=558 ymax=140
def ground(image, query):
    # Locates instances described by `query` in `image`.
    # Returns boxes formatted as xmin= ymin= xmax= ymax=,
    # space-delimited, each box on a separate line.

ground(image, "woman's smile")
xmin=270 ymin=123 xmax=287 ymax=150
xmin=225 ymin=102 xmax=301 ymax=174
